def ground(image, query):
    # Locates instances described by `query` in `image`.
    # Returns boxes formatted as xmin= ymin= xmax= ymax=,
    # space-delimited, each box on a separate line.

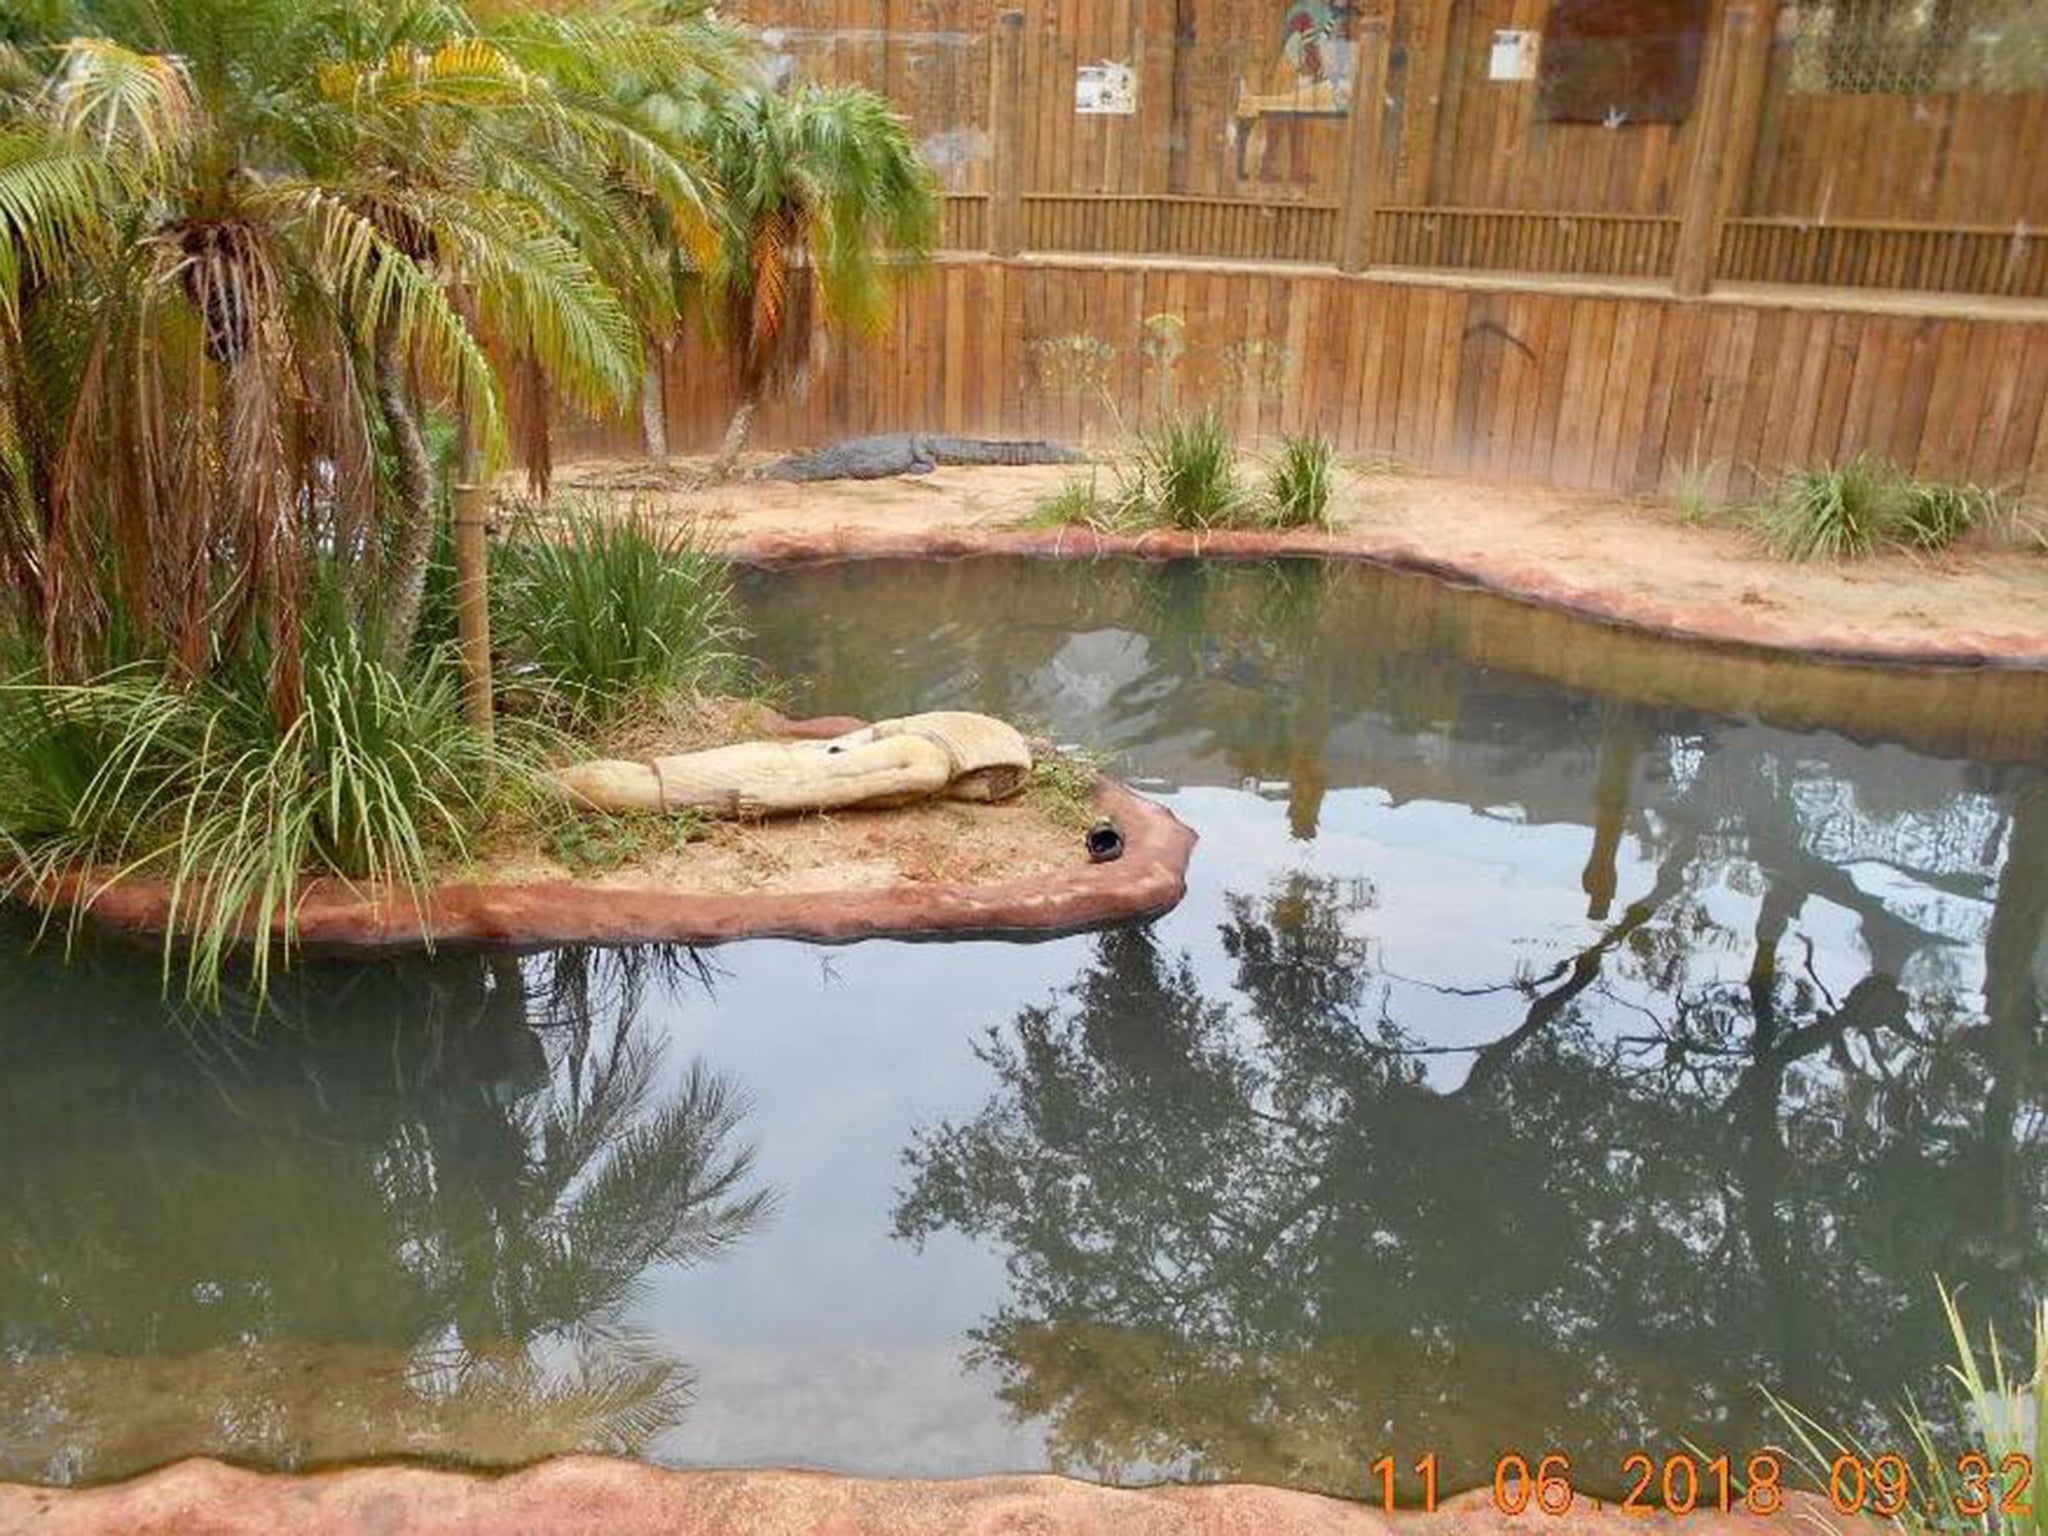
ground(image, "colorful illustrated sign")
xmin=1233 ymin=1 xmax=1359 ymax=182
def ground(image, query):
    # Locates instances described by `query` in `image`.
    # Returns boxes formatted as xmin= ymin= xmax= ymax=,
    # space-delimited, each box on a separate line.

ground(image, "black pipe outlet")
xmin=1086 ymin=817 xmax=1125 ymax=863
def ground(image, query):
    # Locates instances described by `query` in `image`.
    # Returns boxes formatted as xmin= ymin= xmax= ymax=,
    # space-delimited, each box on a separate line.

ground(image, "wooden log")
xmin=654 ymin=737 xmax=956 ymax=816
xmin=550 ymin=713 xmax=1035 ymax=820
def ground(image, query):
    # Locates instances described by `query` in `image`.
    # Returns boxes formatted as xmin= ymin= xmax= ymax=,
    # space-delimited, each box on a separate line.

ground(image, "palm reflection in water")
xmin=0 ymin=945 xmax=774 ymax=1484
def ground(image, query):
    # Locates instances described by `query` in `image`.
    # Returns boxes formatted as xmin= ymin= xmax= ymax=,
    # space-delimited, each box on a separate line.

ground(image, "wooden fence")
xmin=728 ymin=0 xmax=2048 ymax=300
xmin=607 ymin=258 xmax=2048 ymax=501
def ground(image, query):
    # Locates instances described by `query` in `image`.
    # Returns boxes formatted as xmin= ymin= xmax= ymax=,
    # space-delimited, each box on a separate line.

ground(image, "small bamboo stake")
xmin=453 ymin=480 xmax=494 ymax=741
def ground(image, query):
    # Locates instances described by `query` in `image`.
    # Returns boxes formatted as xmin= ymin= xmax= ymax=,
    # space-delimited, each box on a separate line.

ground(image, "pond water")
xmin=4 ymin=557 xmax=2046 ymax=1499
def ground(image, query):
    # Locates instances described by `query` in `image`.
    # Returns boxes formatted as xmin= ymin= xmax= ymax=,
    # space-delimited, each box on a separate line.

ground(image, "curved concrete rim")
xmin=725 ymin=524 xmax=2048 ymax=672
xmin=29 ymin=715 xmax=1194 ymax=953
xmin=0 ymin=1455 xmax=1842 ymax=1536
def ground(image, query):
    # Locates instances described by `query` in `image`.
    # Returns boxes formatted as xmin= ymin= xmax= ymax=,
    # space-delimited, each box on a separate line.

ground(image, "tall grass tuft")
xmin=1664 ymin=456 xmax=1726 ymax=526
xmin=0 ymin=632 xmax=543 ymax=1005
xmin=1768 ymin=1282 xmax=2046 ymax=1536
xmin=1021 ymin=417 xmax=1257 ymax=534
xmin=1263 ymin=432 xmax=1336 ymax=529
xmin=1752 ymin=456 xmax=1999 ymax=561
xmin=496 ymin=505 xmax=745 ymax=724
xmin=1752 ymin=456 xmax=1904 ymax=561
xmin=1132 ymin=409 xmax=1251 ymax=530
xmin=1019 ymin=470 xmax=1121 ymax=532
xmin=1897 ymin=480 xmax=1998 ymax=552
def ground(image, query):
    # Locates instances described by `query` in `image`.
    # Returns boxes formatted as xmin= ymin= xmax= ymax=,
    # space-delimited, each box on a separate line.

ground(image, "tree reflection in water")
xmin=0 ymin=943 xmax=773 ymax=1485
xmin=896 ymin=759 xmax=2048 ymax=1500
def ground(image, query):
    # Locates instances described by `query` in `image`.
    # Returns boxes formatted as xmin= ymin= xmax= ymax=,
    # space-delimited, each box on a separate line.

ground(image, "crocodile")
xmin=757 ymin=433 xmax=1086 ymax=482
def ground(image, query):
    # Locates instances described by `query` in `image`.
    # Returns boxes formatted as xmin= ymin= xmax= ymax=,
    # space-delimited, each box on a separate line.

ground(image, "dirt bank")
xmin=55 ymin=781 xmax=1188 ymax=952
xmin=0 ymin=1455 xmax=1842 ymax=1536
xmin=37 ymin=712 xmax=1195 ymax=953
xmin=543 ymin=457 xmax=2048 ymax=670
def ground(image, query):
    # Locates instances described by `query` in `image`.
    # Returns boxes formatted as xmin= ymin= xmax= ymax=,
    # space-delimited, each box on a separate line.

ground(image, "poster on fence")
xmin=1075 ymin=61 xmax=1137 ymax=115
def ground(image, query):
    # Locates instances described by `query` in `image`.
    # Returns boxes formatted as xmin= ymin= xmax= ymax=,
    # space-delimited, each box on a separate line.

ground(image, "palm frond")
xmin=0 ymin=127 xmax=112 ymax=315
xmin=46 ymin=37 xmax=195 ymax=174
xmin=268 ymin=181 xmax=507 ymax=462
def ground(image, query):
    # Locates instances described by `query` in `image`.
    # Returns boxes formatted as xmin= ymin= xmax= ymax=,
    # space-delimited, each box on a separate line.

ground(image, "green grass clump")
xmin=1026 ymin=747 xmax=1109 ymax=832
xmin=1018 ymin=470 xmax=1151 ymax=534
xmin=1751 ymin=456 xmax=1998 ymax=561
xmin=542 ymin=808 xmax=707 ymax=875
xmin=1664 ymin=457 xmax=1726 ymax=526
xmin=1768 ymin=1283 xmax=2045 ymax=1536
xmin=1752 ymin=457 xmax=1903 ymax=560
xmin=1896 ymin=479 xmax=1998 ymax=552
xmin=1025 ymin=413 xmax=1279 ymax=534
xmin=0 ymin=632 xmax=545 ymax=1005
xmin=1262 ymin=432 xmax=1336 ymax=529
xmin=1134 ymin=409 xmax=1252 ymax=530
xmin=1020 ymin=474 xmax=1109 ymax=529
xmin=496 ymin=505 xmax=744 ymax=724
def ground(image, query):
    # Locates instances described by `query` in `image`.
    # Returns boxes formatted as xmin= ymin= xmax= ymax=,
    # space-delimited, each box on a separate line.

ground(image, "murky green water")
xmin=3 ymin=557 xmax=2045 ymax=1498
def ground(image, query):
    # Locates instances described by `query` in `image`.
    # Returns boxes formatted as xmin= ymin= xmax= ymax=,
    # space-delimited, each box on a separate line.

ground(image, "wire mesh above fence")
xmin=1781 ymin=0 xmax=2048 ymax=94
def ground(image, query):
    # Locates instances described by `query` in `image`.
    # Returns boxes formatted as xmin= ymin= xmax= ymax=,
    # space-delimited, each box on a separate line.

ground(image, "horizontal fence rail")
xmin=938 ymin=194 xmax=2046 ymax=298
xmin=1718 ymin=218 xmax=2048 ymax=298
xmin=1016 ymin=194 xmax=1340 ymax=263
xmin=1375 ymin=208 xmax=1680 ymax=279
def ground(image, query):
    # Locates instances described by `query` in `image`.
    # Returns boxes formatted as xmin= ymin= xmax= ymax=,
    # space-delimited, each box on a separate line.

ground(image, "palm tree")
xmin=602 ymin=52 xmax=731 ymax=470
xmin=295 ymin=4 xmax=740 ymax=659
xmin=698 ymin=82 xmax=940 ymax=479
xmin=0 ymin=0 xmax=738 ymax=695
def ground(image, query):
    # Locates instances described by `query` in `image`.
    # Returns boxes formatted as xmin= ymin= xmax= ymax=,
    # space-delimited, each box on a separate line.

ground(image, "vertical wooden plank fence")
xmin=864 ymin=0 xmax=2048 ymax=299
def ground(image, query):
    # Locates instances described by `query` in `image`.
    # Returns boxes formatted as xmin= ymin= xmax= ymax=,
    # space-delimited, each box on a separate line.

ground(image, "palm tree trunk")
xmin=640 ymin=339 xmax=669 ymax=465
xmin=710 ymin=388 xmax=761 ymax=480
xmin=374 ymin=318 xmax=436 ymax=668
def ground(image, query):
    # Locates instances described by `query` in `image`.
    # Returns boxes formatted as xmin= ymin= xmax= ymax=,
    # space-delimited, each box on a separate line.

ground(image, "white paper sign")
xmin=1075 ymin=61 xmax=1137 ymax=115
xmin=1488 ymin=29 xmax=1539 ymax=81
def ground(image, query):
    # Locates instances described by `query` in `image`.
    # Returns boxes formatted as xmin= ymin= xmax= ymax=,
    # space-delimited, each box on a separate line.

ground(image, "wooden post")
xmin=1426 ymin=0 xmax=1475 ymax=205
xmin=1166 ymin=0 xmax=1197 ymax=194
xmin=869 ymin=0 xmax=889 ymax=94
xmin=453 ymin=480 xmax=493 ymax=741
xmin=1719 ymin=0 xmax=1781 ymax=223
xmin=988 ymin=9 xmax=1026 ymax=257
xmin=1402 ymin=0 xmax=1457 ymax=204
xmin=1338 ymin=17 xmax=1391 ymax=273
xmin=1674 ymin=4 xmax=1759 ymax=297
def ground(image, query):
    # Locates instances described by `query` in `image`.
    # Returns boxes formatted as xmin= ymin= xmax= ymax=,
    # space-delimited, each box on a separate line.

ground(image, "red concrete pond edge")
xmin=30 ymin=717 xmax=1194 ymax=954
xmin=726 ymin=524 xmax=2048 ymax=671
xmin=0 ymin=1456 xmax=1847 ymax=1536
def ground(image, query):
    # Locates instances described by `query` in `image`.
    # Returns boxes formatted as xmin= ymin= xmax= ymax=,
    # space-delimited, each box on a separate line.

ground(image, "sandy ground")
xmin=474 ymin=793 xmax=1075 ymax=897
xmin=0 ymin=1454 xmax=1862 ymax=1536
xmin=532 ymin=455 xmax=2048 ymax=667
